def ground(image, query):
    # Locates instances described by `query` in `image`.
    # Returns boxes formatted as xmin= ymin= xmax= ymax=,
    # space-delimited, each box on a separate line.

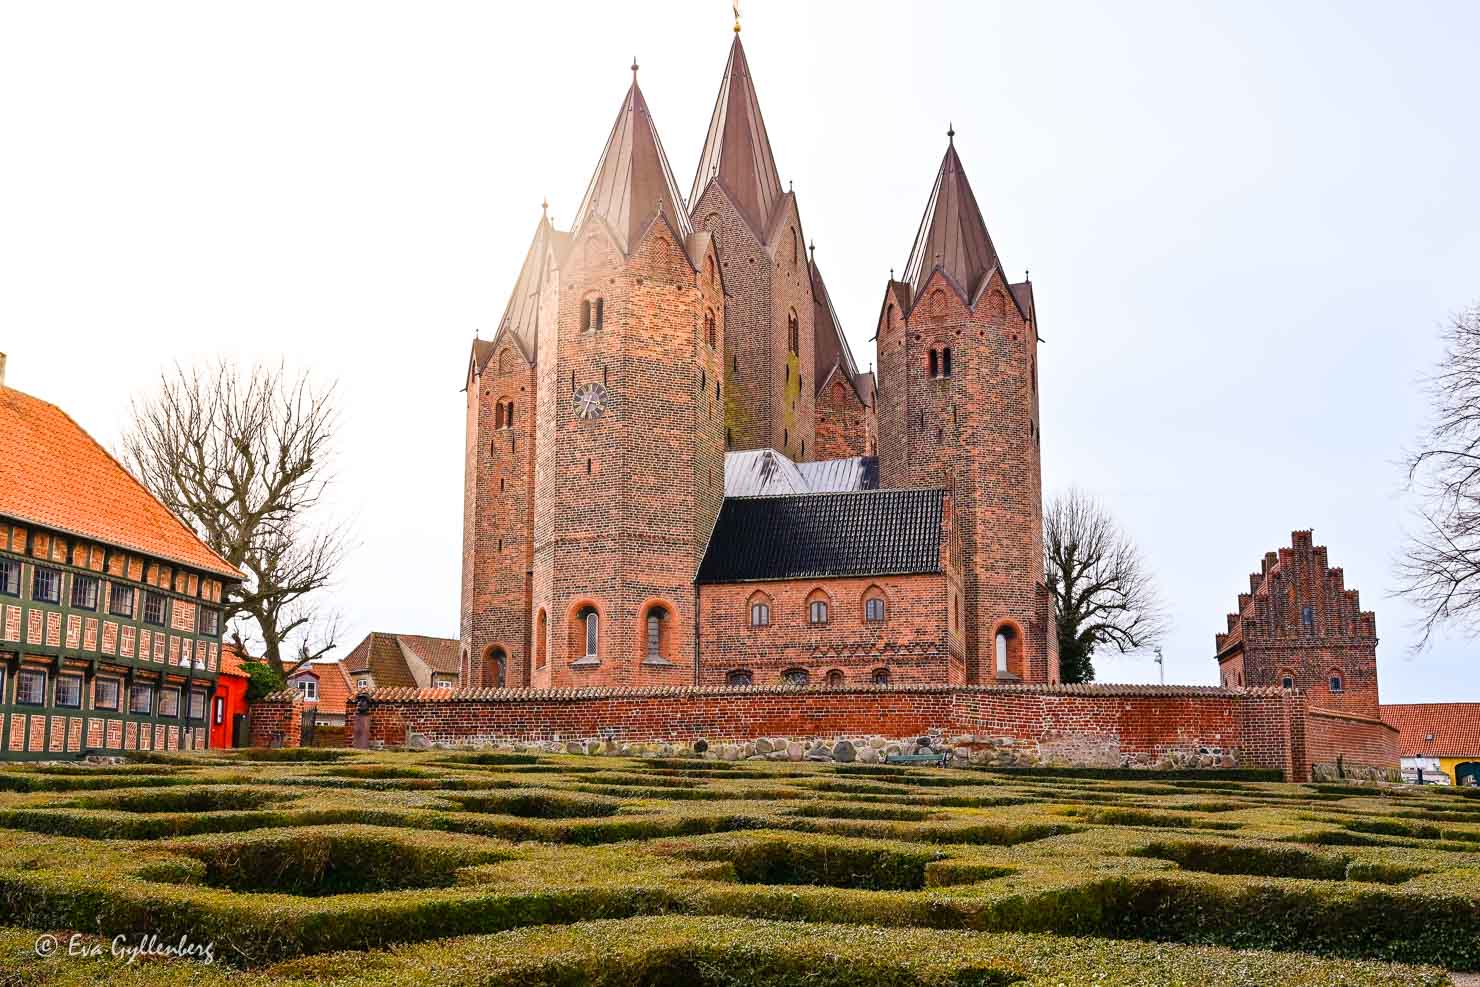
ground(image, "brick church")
xmin=460 ymin=28 xmax=1056 ymax=692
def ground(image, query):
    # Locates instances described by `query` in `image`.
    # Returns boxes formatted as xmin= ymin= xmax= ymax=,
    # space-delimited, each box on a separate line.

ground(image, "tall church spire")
xmin=574 ymin=71 xmax=693 ymax=255
xmin=690 ymin=34 xmax=783 ymax=237
xmin=901 ymin=134 xmax=1002 ymax=303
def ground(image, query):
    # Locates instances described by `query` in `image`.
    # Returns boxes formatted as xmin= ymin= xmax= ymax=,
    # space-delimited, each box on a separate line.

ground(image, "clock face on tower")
xmin=572 ymin=382 xmax=610 ymax=420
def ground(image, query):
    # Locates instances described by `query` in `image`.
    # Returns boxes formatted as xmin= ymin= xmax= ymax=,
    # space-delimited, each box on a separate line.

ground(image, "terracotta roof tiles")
xmin=1382 ymin=703 xmax=1480 ymax=757
xmin=0 ymin=385 xmax=242 ymax=580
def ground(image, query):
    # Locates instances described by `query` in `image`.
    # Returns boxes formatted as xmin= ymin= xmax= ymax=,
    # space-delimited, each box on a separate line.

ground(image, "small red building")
xmin=210 ymin=643 xmax=250 ymax=748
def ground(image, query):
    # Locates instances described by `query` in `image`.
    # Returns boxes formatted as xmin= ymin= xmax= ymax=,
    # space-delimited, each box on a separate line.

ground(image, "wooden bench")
xmin=884 ymin=752 xmax=951 ymax=767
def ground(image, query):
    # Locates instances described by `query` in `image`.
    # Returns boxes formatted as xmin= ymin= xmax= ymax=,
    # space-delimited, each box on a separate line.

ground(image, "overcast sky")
xmin=3 ymin=1 xmax=1477 ymax=700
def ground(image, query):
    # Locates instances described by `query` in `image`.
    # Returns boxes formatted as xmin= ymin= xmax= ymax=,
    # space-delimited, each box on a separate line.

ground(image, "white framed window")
xmin=1329 ymin=673 xmax=1344 ymax=694
xmin=357 ymin=677 xmax=370 ymax=690
xmin=94 ymin=678 xmax=121 ymax=711
xmin=433 ymin=676 xmax=454 ymax=689
xmin=143 ymin=591 xmax=167 ymax=626
xmin=0 ymin=558 xmax=19 ymax=597
xmin=70 ymin=575 xmax=99 ymax=611
xmin=16 ymin=668 xmax=46 ymax=706
xmin=55 ymin=673 xmax=83 ymax=708
xmin=32 ymin=567 xmax=61 ymax=603
xmin=297 ymin=678 xmax=318 ymax=701
xmin=108 ymin=582 xmax=135 ymax=617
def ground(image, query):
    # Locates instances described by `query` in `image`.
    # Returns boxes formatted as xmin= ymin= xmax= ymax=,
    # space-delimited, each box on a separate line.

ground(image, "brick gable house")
xmin=0 ymin=355 xmax=243 ymax=759
xmin=1216 ymin=530 xmax=1381 ymax=718
xmin=460 ymin=32 xmax=1056 ymax=691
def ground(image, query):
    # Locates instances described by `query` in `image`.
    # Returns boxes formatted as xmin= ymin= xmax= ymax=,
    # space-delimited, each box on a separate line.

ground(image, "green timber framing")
xmin=0 ymin=517 xmax=238 ymax=761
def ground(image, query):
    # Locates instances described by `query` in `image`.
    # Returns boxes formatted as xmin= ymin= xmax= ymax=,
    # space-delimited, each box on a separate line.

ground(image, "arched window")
xmin=644 ymin=604 xmax=668 ymax=659
xmin=825 ymin=669 xmax=844 ymax=688
xmin=929 ymin=349 xmax=939 ymax=378
xmin=832 ymin=381 xmax=847 ymax=404
xmin=994 ymin=623 xmax=1022 ymax=678
xmin=487 ymin=646 xmax=507 ymax=688
xmin=808 ymin=598 xmax=829 ymax=625
xmin=726 ymin=669 xmax=753 ymax=687
xmin=865 ymin=596 xmax=886 ymax=623
xmin=749 ymin=594 xmax=771 ymax=627
xmin=782 ymin=667 xmax=809 ymax=686
xmin=1279 ymin=670 xmax=1295 ymax=690
xmin=535 ymin=610 xmax=548 ymax=669
xmin=498 ymin=349 xmax=513 ymax=373
xmin=871 ymin=667 xmax=891 ymax=685
xmin=787 ymin=310 xmax=799 ymax=355
xmin=581 ymin=297 xmax=605 ymax=333
xmin=706 ymin=254 xmax=716 ymax=286
xmin=705 ymin=309 xmax=717 ymax=348
xmin=790 ymin=228 xmax=798 ymax=267
xmin=942 ymin=347 xmax=953 ymax=377
xmin=582 ymin=607 xmax=599 ymax=659
xmin=1328 ymin=671 xmax=1344 ymax=694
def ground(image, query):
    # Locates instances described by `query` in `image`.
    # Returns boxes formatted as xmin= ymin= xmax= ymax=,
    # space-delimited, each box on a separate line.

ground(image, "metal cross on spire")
xmin=631 ymin=57 xmax=639 ymax=80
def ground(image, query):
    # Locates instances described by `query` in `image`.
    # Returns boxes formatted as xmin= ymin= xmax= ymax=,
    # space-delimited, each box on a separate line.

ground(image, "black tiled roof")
xmin=698 ymin=489 xmax=944 ymax=584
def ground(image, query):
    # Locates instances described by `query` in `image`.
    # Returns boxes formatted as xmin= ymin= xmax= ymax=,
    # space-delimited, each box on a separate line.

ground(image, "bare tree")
xmin=1044 ymin=489 xmax=1168 ymax=683
xmin=122 ymin=361 xmax=348 ymax=675
xmin=1398 ymin=302 xmax=1480 ymax=646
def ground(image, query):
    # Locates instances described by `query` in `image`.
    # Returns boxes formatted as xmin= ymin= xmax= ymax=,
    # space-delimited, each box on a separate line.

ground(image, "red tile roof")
xmin=1382 ymin=703 xmax=1480 ymax=757
xmin=0 ymin=385 xmax=242 ymax=580
xmin=219 ymin=643 xmax=249 ymax=679
xmin=397 ymin=634 xmax=461 ymax=675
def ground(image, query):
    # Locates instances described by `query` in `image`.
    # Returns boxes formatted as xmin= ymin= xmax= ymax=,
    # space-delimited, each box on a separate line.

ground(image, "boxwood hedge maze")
xmin=1 ymin=749 xmax=1477 ymax=985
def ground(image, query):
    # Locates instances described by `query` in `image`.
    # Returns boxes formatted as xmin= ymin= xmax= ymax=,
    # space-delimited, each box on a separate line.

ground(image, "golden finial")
xmin=733 ymin=1 xmax=741 ymax=32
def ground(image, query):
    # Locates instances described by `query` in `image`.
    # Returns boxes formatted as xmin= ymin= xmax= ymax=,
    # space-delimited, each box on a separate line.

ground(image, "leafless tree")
xmin=1044 ymin=489 xmax=1168 ymax=683
xmin=122 ymin=361 xmax=349 ymax=675
xmin=1398 ymin=302 xmax=1480 ymax=647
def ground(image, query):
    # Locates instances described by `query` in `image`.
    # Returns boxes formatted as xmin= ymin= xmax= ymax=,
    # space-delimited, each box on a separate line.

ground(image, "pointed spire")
xmin=573 ymin=68 xmax=694 ymax=256
xmin=690 ymin=34 xmax=784 ymax=237
xmin=492 ymin=210 xmax=557 ymax=359
xmin=901 ymin=133 xmax=1002 ymax=303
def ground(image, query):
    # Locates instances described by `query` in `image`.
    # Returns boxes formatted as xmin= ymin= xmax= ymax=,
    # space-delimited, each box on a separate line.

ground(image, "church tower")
xmin=876 ymin=132 xmax=1056 ymax=684
xmin=690 ymin=33 xmax=816 ymax=461
xmin=529 ymin=68 xmax=726 ymax=689
xmin=459 ymin=211 xmax=553 ymax=689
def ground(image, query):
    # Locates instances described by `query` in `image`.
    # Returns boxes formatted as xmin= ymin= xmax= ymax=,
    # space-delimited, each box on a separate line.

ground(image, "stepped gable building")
xmin=460 ymin=29 xmax=1057 ymax=692
xmin=0 ymin=355 xmax=242 ymax=760
xmin=1215 ymin=530 xmax=1380 ymax=718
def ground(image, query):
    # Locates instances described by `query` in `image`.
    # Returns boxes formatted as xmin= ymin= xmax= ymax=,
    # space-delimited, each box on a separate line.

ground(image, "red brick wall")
xmin=875 ymin=268 xmax=1049 ymax=685
xmin=814 ymin=373 xmax=872 ymax=460
xmin=530 ymin=217 xmax=724 ymax=691
xmin=461 ymin=337 xmax=539 ymax=689
xmin=697 ymin=573 xmax=959 ymax=688
xmin=350 ymin=683 xmax=1375 ymax=780
xmin=693 ymin=187 xmax=815 ymax=460
xmin=1306 ymin=706 xmax=1400 ymax=776
xmin=248 ymin=691 xmax=302 ymax=748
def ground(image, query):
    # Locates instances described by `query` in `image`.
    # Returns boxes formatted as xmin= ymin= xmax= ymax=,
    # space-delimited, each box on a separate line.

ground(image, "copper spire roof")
xmin=690 ymin=35 xmax=783 ymax=238
xmin=901 ymin=137 xmax=1002 ymax=303
xmin=573 ymin=74 xmax=693 ymax=256
xmin=491 ymin=211 xmax=556 ymax=359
